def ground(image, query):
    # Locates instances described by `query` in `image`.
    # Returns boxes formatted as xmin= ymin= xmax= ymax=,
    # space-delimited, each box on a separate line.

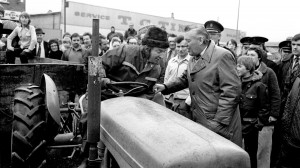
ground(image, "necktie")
xmin=167 ymin=50 xmax=173 ymax=63
xmin=37 ymin=42 xmax=41 ymax=57
xmin=293 ymin=57 xmax=299 ymax=72
xmin=290 ymin=56 xmax=300 ymax=84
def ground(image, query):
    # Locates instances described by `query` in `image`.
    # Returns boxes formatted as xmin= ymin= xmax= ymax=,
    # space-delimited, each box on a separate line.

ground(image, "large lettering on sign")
xmin=63 ymin=1 xmax=242 ymax=42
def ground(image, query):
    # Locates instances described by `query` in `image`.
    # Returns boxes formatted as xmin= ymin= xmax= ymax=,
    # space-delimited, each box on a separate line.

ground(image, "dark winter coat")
xmin=48 ymin=50 xmax=63 ymax=60
xmin=278 ymin=53 xmax=294 ymax=114
xmin=239 ymin=71 xmax=269 ymax=135
xmin=281 ymin=77 xmax=300 ymax=150
xmin=257 ymin=62 xmax=281 ymax=122
xmin=262 ymin=50 xmax=279 ymax=77
xmin=32 ymin=41 xmax=49 ymax=58
xmin=162 ymin=40 xmax=242 ymax=147
xmin=124 ymin=28 xmax=137 ymax=40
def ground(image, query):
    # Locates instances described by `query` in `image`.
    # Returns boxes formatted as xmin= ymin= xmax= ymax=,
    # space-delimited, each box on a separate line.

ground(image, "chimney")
xmin=171 ymin=13 xmax=174 ymax=19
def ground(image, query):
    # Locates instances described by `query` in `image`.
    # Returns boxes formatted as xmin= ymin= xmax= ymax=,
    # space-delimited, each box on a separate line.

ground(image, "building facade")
xmin=30 ymin=1 xmax=244 ymax=43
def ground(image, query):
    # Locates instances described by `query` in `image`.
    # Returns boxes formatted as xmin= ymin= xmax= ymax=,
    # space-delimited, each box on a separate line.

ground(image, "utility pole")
xmin=236 ymin=0 xmax=241 ymax=42
xmin=64 ymin=0 xmax=68 ymax=34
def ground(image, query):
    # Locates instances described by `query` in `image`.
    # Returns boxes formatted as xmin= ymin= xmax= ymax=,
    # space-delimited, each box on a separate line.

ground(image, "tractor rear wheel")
xmin=11 ymin=84 xmax=58 ymax=168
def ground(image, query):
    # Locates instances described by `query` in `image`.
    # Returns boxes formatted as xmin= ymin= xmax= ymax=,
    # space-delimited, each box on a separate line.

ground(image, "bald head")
xmin=185 ymin=26 xmax=210 ymax=44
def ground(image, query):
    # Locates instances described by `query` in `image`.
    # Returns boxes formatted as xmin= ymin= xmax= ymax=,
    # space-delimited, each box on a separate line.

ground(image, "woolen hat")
xmin=142 ymin=27 xmax=169 ymax=49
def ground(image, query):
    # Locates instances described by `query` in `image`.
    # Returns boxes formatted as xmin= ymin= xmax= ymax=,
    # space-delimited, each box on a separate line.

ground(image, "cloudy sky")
xmin=26 ymin=0 xmax=300 ymax=42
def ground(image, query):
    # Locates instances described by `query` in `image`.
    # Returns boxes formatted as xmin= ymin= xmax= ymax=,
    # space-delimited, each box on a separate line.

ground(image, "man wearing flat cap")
xmin=204 ymin=20 xmax=224 ymax=46
xmin=33 ymin=28 xmax=49 ymax=58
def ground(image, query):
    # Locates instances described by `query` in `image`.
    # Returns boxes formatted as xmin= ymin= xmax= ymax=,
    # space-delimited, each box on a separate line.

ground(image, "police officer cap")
xmin=204 ymin=20 xmax=224 ymax=33
xmin=250 ymin=36 xmax=268 ymax=45
xmin=279 ymin=40 xmax=292 ymax=53
xmin=240 ymin=37 xmax=251 ymax=45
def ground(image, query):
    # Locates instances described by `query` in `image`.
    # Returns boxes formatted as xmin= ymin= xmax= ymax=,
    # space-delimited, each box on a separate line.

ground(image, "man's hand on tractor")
xmin=23 ymin=49 xmax=31 ymax=52
xmin=101 ymin=78 xmax=113 ymax=88
xmin=153 ymin=84 xmax=166 ymax=93
xmin=7 ymin=46 xmax=14 ymax=51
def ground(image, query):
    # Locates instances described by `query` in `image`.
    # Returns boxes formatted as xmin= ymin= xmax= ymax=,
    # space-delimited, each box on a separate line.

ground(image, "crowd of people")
xmin=1 ymin=6 xmax=300 ymax=168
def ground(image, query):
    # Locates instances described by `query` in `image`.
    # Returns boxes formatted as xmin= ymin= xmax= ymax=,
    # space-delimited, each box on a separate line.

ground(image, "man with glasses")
xmin=164 ymin=35 xmax=191 ymax=118
xmin=204 ymin=20 xmax=224 ymax=46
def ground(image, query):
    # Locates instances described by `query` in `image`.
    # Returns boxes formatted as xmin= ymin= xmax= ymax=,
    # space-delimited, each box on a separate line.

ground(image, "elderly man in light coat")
xmin=154 ymin=26 xmax=242 ymax=147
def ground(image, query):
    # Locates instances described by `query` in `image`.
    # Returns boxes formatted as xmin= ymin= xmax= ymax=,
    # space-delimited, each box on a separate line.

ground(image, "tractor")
xmin=0 ymin=19 xmax=250 ymax=168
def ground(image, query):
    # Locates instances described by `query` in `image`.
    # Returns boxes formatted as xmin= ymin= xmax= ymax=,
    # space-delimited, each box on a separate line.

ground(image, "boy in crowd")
xmin=237 ymin=55 xmax=269 ymax=168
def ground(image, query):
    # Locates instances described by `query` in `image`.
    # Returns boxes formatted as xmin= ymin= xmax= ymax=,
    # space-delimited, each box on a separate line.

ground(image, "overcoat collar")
xmin=190 ymin=40 xmax=216 ymax=74
xmin=257 ymin=62 xmax=268 ymax=74
xmin=282 ymin=53 xmax=293 ymax=62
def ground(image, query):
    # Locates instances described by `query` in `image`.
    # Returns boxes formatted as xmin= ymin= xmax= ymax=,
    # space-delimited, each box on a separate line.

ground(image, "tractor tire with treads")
xmin=11 ymin=84 xmax=58 ymax=168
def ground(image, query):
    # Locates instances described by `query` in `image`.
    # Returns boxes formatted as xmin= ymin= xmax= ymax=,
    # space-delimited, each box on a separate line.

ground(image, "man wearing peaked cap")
xmin=204 ymin=20 xmax=224 ymax=45
xmin=248 ymin=35 xmax=280 ymax=168
xmin=277 ymin=33 xmax=300 ymax=168
xmin=248 ymin=36 xmax=278 ymax=74
xmin=270 ymin=41 xmax=291 ymax=168
xmin=278 ymin=40 xmax=292 ymax=61
xmin=249 ymin=36 xmax=269 ymax=47
xmin=240 ymin=37 xmax=251 ymax=55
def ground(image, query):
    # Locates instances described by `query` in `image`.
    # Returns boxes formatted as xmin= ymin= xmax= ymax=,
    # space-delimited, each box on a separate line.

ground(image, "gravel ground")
xmin=45 ymin=148 xmax=83 ymax=168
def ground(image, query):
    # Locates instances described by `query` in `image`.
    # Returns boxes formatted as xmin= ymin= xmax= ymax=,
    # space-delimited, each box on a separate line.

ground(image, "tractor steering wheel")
xmin=106 ymin=81 xmax=149 ymax=97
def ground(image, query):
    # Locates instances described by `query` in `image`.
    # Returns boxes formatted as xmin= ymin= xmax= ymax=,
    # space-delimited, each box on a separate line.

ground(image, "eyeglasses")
xmin=176 ymin=45 xmax=188 ymax=48
xmin=50 ymin=45 xmax=58 ymax=47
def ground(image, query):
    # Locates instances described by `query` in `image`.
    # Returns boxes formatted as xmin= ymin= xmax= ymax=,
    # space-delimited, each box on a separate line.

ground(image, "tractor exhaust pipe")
xmin=87 ymin=19 xmax=102 ymax=167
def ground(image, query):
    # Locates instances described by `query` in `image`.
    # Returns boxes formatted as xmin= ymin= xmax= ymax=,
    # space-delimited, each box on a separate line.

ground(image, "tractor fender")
xmin=41 ymin=73 xmax=60 ymax=125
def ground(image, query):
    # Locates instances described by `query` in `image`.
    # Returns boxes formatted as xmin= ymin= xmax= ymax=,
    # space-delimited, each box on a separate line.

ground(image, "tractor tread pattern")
xmin=12 ymin=84 xmax=55 ymax=168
